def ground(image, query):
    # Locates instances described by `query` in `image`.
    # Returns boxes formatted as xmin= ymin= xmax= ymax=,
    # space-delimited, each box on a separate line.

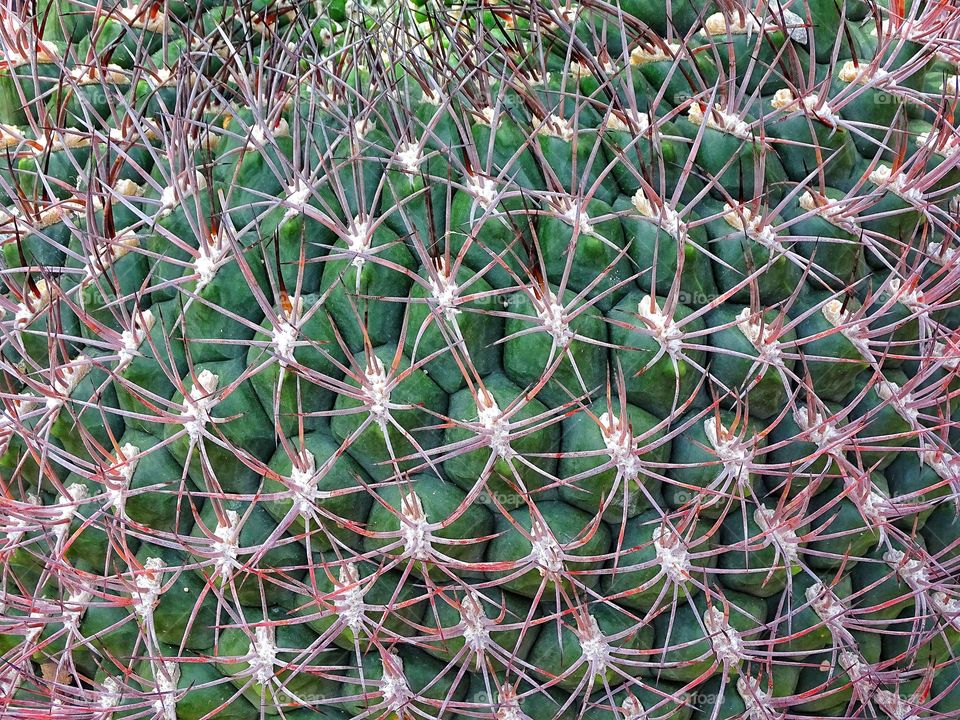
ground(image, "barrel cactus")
xmin=3 ymin=0 xmax=960 ymax=718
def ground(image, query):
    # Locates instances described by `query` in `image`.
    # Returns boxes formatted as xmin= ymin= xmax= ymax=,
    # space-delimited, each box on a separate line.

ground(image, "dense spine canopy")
xmin=1 ymin=0 xmax=960 ymax=719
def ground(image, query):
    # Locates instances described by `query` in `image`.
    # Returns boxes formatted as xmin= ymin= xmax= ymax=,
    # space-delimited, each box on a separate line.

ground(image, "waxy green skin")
xmin=329 ymin=345 xmax=448 ymax=482
xmin=363 ymin=471 xmax=495 ymax=569
xmin=502 ymin=287 xmax=609 ymax=409
xmin=600 ymin=510 xmax=717 ymax=611
xmin=247 ymin=294 xmax=346 ymax=436
xmin=164 ymin=358 xmax=277 ymax=494
xmin=442 ymin=373 xmax=561 ymax=507
xmin=557 ymin=399 xmax=669 ymax=521
xmin=286 ymin=553 xmax=427 ymax=649
xmin=485 ymin=500 xmax=612 ymax=598
xmin=606 ymin=291 xmax=706 ymax=415
xmin=525 ymin=602 xmax=653 ymax=691
xmin=419 ymin=588 xmax=542 ymax=667
xmin=664 ymin=411 xmax=765 ymax=516
xmin=615 ymin=196 xmax=718 ymax=308
xmin=404 ymin=262 xmax=503 ymax=394
xmin=264 ymin=432 xmax=373 ymax=552
xmin=652 ymin=589 xmax=768 ymax=682
xmin=214 ymin=605 xmax=347 ymax=715
xmin=705 ymin=304 xmax=797 ymax=420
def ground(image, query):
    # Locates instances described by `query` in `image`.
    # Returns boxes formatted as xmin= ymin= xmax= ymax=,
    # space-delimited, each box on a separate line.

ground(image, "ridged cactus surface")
xmin=2 ymin=0 xmax=960 ymax=718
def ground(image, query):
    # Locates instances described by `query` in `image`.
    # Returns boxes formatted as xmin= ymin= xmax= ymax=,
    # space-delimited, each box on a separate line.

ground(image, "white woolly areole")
xmin=84 ymin=234 xmax=140 ymax=285
xmin=181 ymin=370 xmax=219 ymax=442
xmin=400 ymin=491 xmax=432 ymax=560
xmin=933 ymin=341 xmax=960 ymax=372
xmin=530 ymin=518 xmax=564 ymax=577
xmin=117 ymin=3 xmax=167 ymax=31
xmin=839 ymin=60 xmax=889 ymax=84
xmin=363 ymin=354 xmax=391 ymax=427
xmin=890 ymin=278 xmax=927 ymax=313
xmin=638 ymin=295 xmax=683 ymax=357
xmin=333 ymin=563 xmax=366 ymax=632
xmin=100 ymin=677 xmax=123 ymax=710
xmin=248 ymin=117 xmax=290 ymax=149
xmin=160 ymin=171 xmax=206 ymax=216
xmin=533 ymin=288 xmax=574 ymax=346
xmin=875 ymin=380 xmax=919 ymax=424
xmin=53 ymin=483 xmax=89 ymax=542
xmin=246 ymin=625 xmax=278 ymax=684
xmin=118 ymin=309 xmax=155 ymax=368
xmin=68 ymin=62 xmax=127 ymax=85
xmin=869 ymin=164 xmax=923 ymax=203
xmin=4 ymin=493 xmax=38 ymax=546
xmin=283 ymin=179 xmax=311 ymax=220
xmin=599 ymin=412 xmax=640 ymax=481
xmin=606 ymin=109 xmax=652 ymax=134
xmin=704 ymin=605 xmax=745 ymax=668
xmin=287 ymin=449 xmax=319 ymax=517
xmin=883 ymin=549 xmax=931 ymax=592
xmin=799 ymin=191 xmax=857 ymax=232
xmin=467 ymin=174 xmax=498 ymax=208
xmin=916 ymin=128 xmax=960 ymax=157
xmin=133 ymin=557 xmax=165 ymax=618
xmin=653 ymin=525 xmax=691 ymax=583
xmin=924 ymin=449 xmax=960 ymax=482
xmin=64 ymin=588 xmax=93 ymax=630
xmin=15 ymin=279 xmax=53 ymax=327
xmin=839 ymin=651 xmax=877 ymax=696
xmin=0 ymin=12 xmax=59 ymax=67
xmin=753 ymin=507 xmax=800 ymax=564
xmin=105 ymin=443 xmax=140 ymax=518
xmin=687 ymin=104 xmax=752 ymax=140
xmin=460 ymin=590 xmax=491 ymax=656
xmin=427 ymin=257 xmax=462 ymax=323
xmin=353 ymin=117 xmax=375 ymax=140
xmin=630 ymin=42 xmax=681 ymax=65
xmin=0 ymin=124 xmax=24 ymax=149
xmin=473 ymin=106 xmax=498 ymax=127
xmin=702 ymin=11 xmax=773 ymax=37
xmin=212 ymin=510 xmax=241 ymax=582
xmin=875 ymin=690 xmax=921 ymax=720
xmin=795 ymin=409 xmax=843 ymax=453
xmin=944 ymin=75 xmax=960 ymax=95
xmin=496 ymin=685 xmax=533 ymax=720
xmin=621 ymin=696 xmax=647 ymax=720
xmin=114 ymin=178 xmax=144 ymax=195
xmin=737 ymin=676 xmax=784 ymax=720
xmin=395 ymin=142 xmax=423 ymax=173
xmin=478 ymin=389 xmax=512 ymax=460
xmin=576 ymin=613 xmax=612 ymax=677
xmin=153 ymin=660 xmax=179 ymax=720
xmin=379 ymin=650 xmax=412 ymax=714
xmin=538 ymin=114 xmax=575 ymax=142
xmin=723 ymin=203 xmax=783 ymax=252
xmin=272 ymin=320 xmax=298 ymax=366
xmin=194 ymin=232 xmax=229 ymax=289
xmin=632 ymin=190 xmax=685 ymax=240
xmin=805 ymin=582 xmax=850 ymax=641
xmin=557 ymin=197 xmax=596 ymax=236
xmin=821 ymin=299 xmax=870 ymax=356
xmin=931 ymin=592 xmax=960 ymax=630
xmin=928 ymin=240 xmax=959 ymax=267
xmin=47 ymin=356 xmax=92 ymax=411
xmin=703 ymin=419 xmax=754 ymax=486
xmin=773 ymin=89 xmax=840 ymax=125
xmin=736 ymin=308 xmax=783 ymax=364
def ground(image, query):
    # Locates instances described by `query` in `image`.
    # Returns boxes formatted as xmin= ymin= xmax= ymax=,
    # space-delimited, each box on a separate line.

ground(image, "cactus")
xmin=2 ymin=1 xmax=960 ymax=719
